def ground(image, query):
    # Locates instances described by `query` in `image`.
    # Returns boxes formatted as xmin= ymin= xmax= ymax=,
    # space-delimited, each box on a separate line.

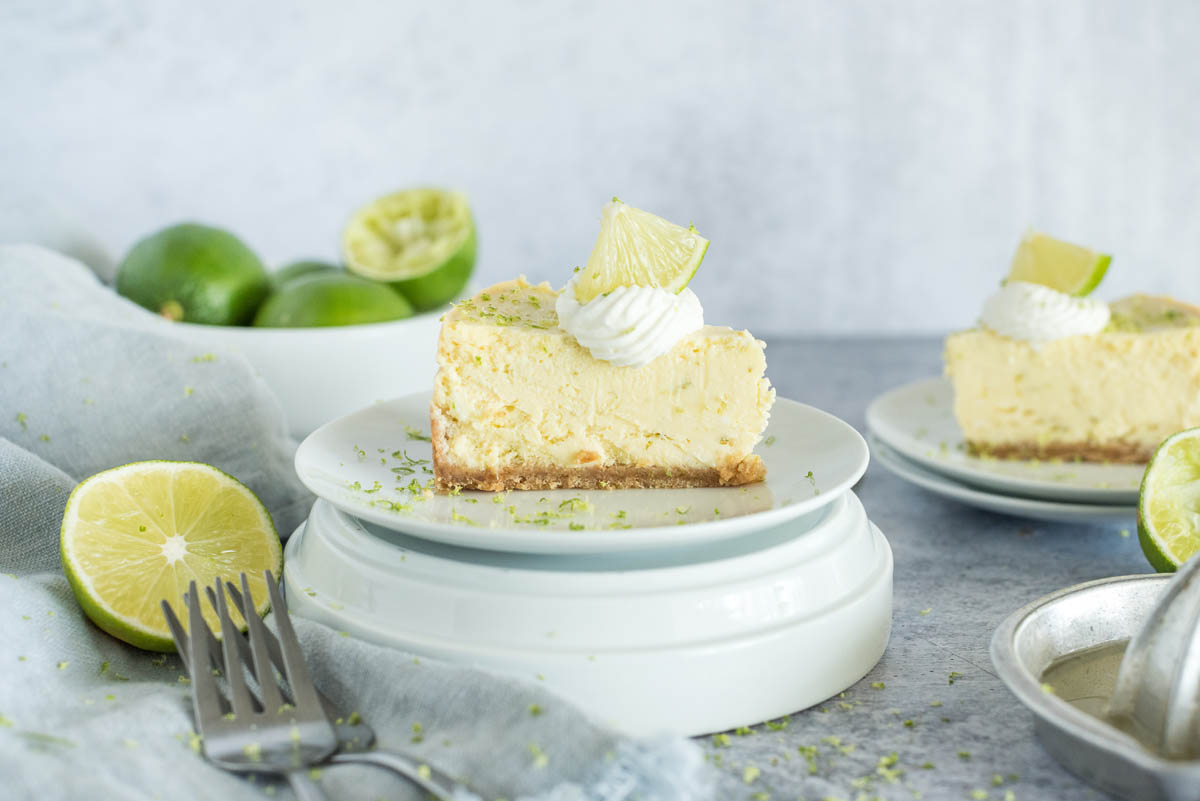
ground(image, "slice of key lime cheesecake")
xmin=945 ymin=232 xmax=1200 ymax=462
xmin=430 ymin=200 xmax=775 ymax=491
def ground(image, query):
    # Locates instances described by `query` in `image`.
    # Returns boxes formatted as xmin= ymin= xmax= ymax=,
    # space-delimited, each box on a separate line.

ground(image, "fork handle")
xmin=285 ymin=770 xmax=330 ymax=801
xmin=329 ymin=749 xmax=457 ymax=799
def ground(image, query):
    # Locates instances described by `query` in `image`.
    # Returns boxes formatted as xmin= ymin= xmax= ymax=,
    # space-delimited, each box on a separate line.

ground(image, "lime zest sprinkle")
xmin=919 ymin=608 xmax=932 ymax=616
xmin=742 ymin=765 xmax=760 ymax=784
xmin=528 ymin=704 xmax=543 ymax=717
xmin=870 ymin=681 xmax=885 ymax=689
xmin=764 ymin=435 xmax=776 ymax=447
xmin=56 ymin=661 xmax=68 ymax=670
xmin=529 ymin=742 xmax=549 ymax=768
xmin=15 ymin=412 xmax=27 ymax=430
xmin=948 ymin=671 xmax=963 ymax=684
xmin=191 ymin=353 xmax=217 ymax=363
xmin=405 ymin=426 xmax=432 ymax=442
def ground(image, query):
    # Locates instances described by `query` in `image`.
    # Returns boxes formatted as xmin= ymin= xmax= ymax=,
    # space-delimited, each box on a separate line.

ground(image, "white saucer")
xmin=294 ymin=392 xmax=869 ymax=554
xmin=866 ymin=377 xmax=1143 ymax=504
xmin=283 ymin=492 xmax=893 ymax=736
xmin=871 ymin=437 xmax=1136 ymax=525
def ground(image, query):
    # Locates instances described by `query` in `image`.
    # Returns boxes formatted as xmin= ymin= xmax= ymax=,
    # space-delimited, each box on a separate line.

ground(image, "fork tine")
xmin=161 ymin=599 xmax=190 ymax=673
xmin=211 ymin=578 xmax=256 ymax=719
xmin=225 ymin=581 xmax=285 ymax=683
xmin=240 ymin=572 xmax=286 ymax=714
xmin=206 ymin=584 xmax=259 ymax=683
xmin=263 ymin=571 xmax=324 ymax=713
xmin=185 ymin=581 xmax=227 ymax=730
xmin=189 ymin=590 xmax=228 ymax=674
xmin=227 ymin=580 xmax=346 ymax=722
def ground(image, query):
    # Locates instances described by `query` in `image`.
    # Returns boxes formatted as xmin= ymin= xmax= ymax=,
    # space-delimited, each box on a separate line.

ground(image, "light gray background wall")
xmin=3 ymin=0 xmax=1198 ymax=334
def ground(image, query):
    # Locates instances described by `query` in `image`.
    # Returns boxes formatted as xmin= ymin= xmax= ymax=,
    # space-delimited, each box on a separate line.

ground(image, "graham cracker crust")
xmin=430 ymin=403 xmax=766 ymax=492
xmin=966 ymin=439 xmax=1153 ymax=464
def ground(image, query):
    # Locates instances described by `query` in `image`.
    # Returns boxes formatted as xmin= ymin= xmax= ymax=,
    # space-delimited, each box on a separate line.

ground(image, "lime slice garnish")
xmin=1006 ymin=231 xmax=1111 ymax=297
xmin=1138 ymin=428 xmax=1200 ymax=572
xmin=572 ymin=198 xmax=709 ymax=305
xmin=342 ymin=188 xmax=476 ymax=311
xmin=60 ymin=461 xmax=283 ymax=651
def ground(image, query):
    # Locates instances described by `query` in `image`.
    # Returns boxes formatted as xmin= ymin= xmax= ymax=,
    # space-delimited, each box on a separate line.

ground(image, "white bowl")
xmin=170 ymin=312 xmax=443 ymax=438
xmin=282 ymin=490 xmax=893 ymax=736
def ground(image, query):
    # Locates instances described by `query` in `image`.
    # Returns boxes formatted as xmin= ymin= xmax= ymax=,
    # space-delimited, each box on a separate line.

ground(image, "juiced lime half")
xmin=1138 ymin=428 xmax=1200 ymax=573
xmin=60 ymin=461 xmax=283 ymax=651
xmin=342 ymin=188 xmax=476 ymax=311
xmin=1007 ymin=231 xmax=1111 ymax=296
xmin=573 ymin=198 xmax=709 ymax=304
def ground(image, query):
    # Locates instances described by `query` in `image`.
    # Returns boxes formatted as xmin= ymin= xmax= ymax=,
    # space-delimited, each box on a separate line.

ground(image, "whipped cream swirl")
xmin=980 ymin=281 xmax=1110 ymax=343
xmin=555 ymin=277 xmax=704 ymax=367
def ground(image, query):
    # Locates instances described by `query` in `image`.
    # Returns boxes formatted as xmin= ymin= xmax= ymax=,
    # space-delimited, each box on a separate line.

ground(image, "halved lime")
xmin=60 ymin=461 xmax=283 ymax=651
xmin=254 ymin=272 xmax=414 ymax=327
xmin=1007 ymin=231 xmax=1111 ymax=297
xmin=1138 ymin=429 xmax=1200 ymax=572
xmin=116 ymin=223 xmax=271 ymax=325
xmin=572 ymin=199 xmax=709 ymax=305
xmin=342 ymin=188 xmax=475 ymax=311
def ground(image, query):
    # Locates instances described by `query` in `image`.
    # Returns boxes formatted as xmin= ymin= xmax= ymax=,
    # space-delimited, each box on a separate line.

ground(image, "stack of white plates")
xmin=283 ymin=392 xmax=893 ymax=736
xmin=867 ymin=378 xmax=1140 ymax=524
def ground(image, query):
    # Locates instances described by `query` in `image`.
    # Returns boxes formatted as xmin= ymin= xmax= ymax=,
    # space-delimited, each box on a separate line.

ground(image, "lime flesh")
xmin=1007 ymin=231 xmax=1111 ymax=297
xmin=60 ymin=461 xmax=282 ymax=651
xmin=573 ymin=199 xmax=709 ymax=305
xmin=116 ymin=223 xmax=271 ymax=325
xmin=253 ymin=272 xmax=414 ymax=327
xmin=1138 ymin=428 xmax=1200 ymax=573
xmin=342 ymin=188 xmax=475 ymax=311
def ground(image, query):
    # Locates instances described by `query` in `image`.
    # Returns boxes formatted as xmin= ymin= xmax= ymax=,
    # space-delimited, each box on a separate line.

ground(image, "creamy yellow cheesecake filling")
xmin=945 ymin=295 xmax=1200 ymax=461
xmin=431 ymin=278 xmax=775 ymax=488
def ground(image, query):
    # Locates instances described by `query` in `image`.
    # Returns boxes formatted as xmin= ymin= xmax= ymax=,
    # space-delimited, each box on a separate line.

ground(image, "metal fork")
xmin=164 ymin=573 xmax=338 ymax=801
xmin=166 ymin=576 xmax=460 ymax=799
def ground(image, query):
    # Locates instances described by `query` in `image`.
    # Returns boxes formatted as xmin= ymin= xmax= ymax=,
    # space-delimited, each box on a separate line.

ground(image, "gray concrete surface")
xmin=703 ymin=337 xmax=1143 ymax=801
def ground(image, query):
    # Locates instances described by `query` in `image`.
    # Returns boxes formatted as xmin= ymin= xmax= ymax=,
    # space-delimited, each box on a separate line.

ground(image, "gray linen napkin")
xmin=0 ymin=245 xmax=717 ymax=801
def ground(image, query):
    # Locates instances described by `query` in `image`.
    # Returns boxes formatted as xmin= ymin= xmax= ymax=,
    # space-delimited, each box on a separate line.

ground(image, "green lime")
xmin=342 ymin=188 xmax=475 ymax=311
xmin=253 ymin=272 xmax=414 ymax=328
xmin=572 ymin=198 xmax=709 ymax=304
xmin=1007 ymin=231 xmax=1111 ymax=297
xmin=272 ymin=260 xmax=340 ymax=289
xmin=116 ymin=223 xmax=270 ymax=325
xmin=1138 ymin=428 xmax=1200 ymax=572
xmin=60 ymin=461 xmax=282 ymax=652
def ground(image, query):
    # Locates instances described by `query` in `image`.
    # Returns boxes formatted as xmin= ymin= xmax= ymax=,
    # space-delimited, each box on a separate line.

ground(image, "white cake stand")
xmin=283 ymin=489 xmax=893 ymax=736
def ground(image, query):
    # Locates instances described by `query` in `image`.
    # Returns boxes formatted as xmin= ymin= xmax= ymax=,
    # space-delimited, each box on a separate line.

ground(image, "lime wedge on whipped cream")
xmin=1006 ymin=231 xmax=1111 ymax=297
xmin=1139 ymin=429 xmax=1200 ymax=572
xmin=572 ymin=198 xmax=709 ymax=304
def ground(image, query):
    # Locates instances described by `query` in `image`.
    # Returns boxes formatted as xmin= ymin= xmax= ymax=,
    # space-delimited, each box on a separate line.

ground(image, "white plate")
xmin=866 ymin=377 xmax=1143 ymax=504
xmin=871 ymin=437 xmax=1135 ymax=525
xmin=284 ymin=493 xmax=892 ymax=736
xmin=294 ymin=392 xmax=869 ymax=554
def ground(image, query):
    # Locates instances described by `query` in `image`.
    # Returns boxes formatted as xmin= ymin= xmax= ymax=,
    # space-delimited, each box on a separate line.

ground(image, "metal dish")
xmin=992 ymin=574 xmax=1200 ymax=801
